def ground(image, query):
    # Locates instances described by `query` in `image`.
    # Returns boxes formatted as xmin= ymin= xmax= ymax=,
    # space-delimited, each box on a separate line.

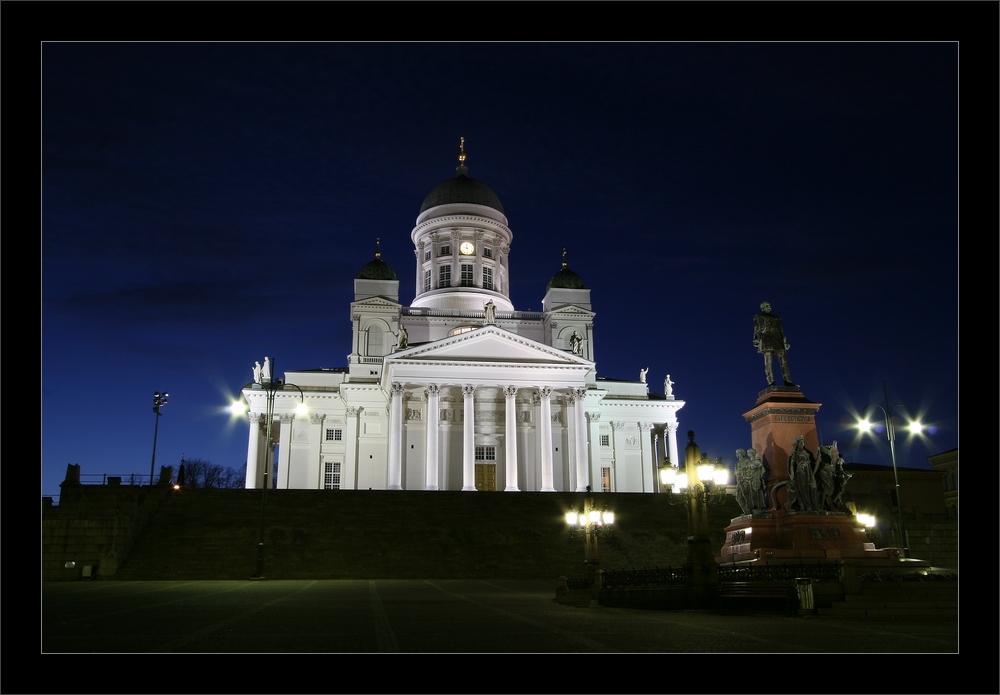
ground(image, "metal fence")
xmin=601 ymin=566 xmax=688 ymax=588
xmin=585 ymin=562 xmax=842 ymax=590
xmin=717 ymin=562 xmax=842 ymax=583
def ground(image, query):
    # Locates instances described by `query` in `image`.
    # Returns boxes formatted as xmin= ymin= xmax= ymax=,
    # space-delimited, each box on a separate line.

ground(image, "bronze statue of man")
xmin=753 ymin=301 xmax=796 ymax=387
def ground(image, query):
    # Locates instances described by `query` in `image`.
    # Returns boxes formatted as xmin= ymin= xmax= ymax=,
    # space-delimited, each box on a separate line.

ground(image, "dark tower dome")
xmin=419 ymin=140 xmax=504 ymax=214
xmin=547 ymin=250 xmax=586 ymax=290
xmin=356 ymin=240 xmax=397 ymax=280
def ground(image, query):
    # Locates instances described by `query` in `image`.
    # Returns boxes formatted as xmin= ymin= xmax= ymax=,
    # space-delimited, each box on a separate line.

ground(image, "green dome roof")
xmin=547 ymin=265 xmax=586 ymax=290
xmin=420 ymin=166 xmax=504 ymax=214
xmin=357 ymin=254 xmax=397 ymax=281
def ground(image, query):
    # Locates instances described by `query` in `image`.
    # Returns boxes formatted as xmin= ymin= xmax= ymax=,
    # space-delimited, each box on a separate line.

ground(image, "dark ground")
xmin=43 ymin=578 xmax=958 ymax=654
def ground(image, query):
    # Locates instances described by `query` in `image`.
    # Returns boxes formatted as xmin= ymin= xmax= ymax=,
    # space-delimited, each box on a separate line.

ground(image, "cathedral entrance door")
xmin=475 ymin=463 xmax=496 ymax=491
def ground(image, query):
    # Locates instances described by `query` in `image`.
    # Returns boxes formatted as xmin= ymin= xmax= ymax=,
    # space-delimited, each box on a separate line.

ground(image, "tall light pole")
xmin=858 ymin=381 xmax=923 ymax=557
xmin=659 ymin=432 xmax=730 ymax=607
xmin=232 ymin=359 xmax=307 ymax=579
xmin=565 ymin=486 xmax=615 ymax=594
xmin=149 ymin=391 xmax=168 ymax=484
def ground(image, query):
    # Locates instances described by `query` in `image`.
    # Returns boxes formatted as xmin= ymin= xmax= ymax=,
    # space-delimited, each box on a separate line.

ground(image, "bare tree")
xmin=176 ymin=458 xmax=245 ymax=489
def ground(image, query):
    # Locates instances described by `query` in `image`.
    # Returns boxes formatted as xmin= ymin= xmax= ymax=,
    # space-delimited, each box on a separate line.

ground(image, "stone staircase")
xmin=110 ymin=488 xmax=742 ymax=581
xmin=818 ymin=581 xmax=958 ymax=619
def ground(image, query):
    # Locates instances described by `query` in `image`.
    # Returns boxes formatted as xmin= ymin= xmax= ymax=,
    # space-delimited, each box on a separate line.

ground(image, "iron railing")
xmin=602 ymin=566 xmax=688 ymax=588
xmin=717 ymin=562 xmax=842 ymax=583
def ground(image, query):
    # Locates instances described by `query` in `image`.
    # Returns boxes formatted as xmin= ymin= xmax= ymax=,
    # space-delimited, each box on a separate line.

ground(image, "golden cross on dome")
xmin=459 ymin=136 xmax=466 ymax=165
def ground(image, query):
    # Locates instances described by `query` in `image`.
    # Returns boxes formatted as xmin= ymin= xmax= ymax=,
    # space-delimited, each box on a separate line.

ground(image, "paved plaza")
xmin=43 ymin=579 xmax=958 ymax=654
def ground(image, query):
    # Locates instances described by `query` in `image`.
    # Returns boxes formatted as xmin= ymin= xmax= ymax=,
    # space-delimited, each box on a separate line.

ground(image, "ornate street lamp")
xmin=857 ymin=381 xmax=923 ymax=556
xmin=658 ymin=435 xmax=731 ymax=607
xmin=565 ymin=486 xmax=615 ymax=592
xmin=231 ymin=358 xmax=307 ymax=579
xmin=149 ymin=391 xmax=168 ymax=485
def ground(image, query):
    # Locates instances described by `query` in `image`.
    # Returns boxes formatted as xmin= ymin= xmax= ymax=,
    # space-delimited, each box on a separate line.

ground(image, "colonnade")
xmin=384 ymin=382 xmax=678 ymax=492
xmin=386 ymin=382 xmax=590 ymax=492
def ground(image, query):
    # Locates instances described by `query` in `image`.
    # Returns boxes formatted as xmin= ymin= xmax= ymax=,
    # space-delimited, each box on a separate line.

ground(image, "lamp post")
xmin=231 ymin=359 xmax=307 ymax=579
xmin=659 ymin=434 xmax=731 ymax=607
xmin=565 ymin=486 xmax=615 ymax=593
xmin=857 ymin=381 xmax=923 ymax=557
xmin=149 ymin=391 xmax=168 ymax=485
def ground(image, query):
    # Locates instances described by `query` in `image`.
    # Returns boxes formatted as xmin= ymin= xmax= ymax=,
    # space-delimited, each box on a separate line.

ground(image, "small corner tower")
xmin=349 ymin=239 xmax=402 ymax=381
xmin=542 ymin=249 xmax=596 ymax=361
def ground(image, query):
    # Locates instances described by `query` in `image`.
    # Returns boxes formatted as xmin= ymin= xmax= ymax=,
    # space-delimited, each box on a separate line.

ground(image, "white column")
xmin=585 ymin=411 xmax=600 ymax=492
xmin=462 ymin=385 xmax=477 ymax=491
xmin=450 ymin=229 xmax=460 ymax=287
xmin=609 ymin=421 xmax=624 ymax=492
xmin=503 ymin=385 xmax=520 ymax=491
xmin=665 ymin=421 xmax=680 ymax=471
xmin=424 ymin=384 xmax=440 ymax=490
xmin=387 ymin=382 xmax=404 ymax=490
xmin=344 ymin=408 xmax=359 ymax=489
xmin=574 ymin=388 xmax=589 ymax=491
xmin=415 ymin=241 xmax=425 ymax=298
xmin=639 ymin=422 xmax=655 ymax=492
xmin=277 ymin=414 xmax=294 ymax=489
xmin=244 ymin=413 xmax=263 ymax=489
xmin=538 ymin=386 xmax=555 ymax=491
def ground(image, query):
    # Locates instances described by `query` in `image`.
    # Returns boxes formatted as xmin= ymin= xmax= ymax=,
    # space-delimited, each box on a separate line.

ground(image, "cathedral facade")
xmin=239 ymin=148 xmax=685 ymax=492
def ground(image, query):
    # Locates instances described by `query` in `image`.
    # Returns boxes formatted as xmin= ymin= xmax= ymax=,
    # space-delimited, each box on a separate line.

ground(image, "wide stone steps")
xmin=818 ymin=583 xmax=957 ymax=618
xmin=112 ymin=488 xmax=742 ymax=581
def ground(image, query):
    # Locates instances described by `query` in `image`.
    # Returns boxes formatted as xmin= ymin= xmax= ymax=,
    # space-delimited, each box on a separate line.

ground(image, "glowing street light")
xmin=149 ymin=391 xmax=169 ymax=484
xmin=857 ymin=381 xmax=924 ymax=556
xmin=565 ymin=486 xmax=615 ymax=592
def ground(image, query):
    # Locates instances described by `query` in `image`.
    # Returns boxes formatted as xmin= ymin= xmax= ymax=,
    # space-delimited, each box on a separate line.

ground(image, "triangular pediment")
xmin=387 ymin=325 xmax=592 ymax=366
xmin=351 ymin=296 xmax=401 ymax=309
xmin=547 ymin=304 xmax=595 ymax=318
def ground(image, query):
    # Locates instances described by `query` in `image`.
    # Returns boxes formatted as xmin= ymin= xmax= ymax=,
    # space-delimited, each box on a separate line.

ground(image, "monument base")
xmin=716 ymin=513 xmax=927 ymax=567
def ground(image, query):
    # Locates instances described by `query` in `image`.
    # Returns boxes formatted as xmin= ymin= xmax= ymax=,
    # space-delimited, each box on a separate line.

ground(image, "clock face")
xmin=459 ymin=242 xmax=475 ymax=255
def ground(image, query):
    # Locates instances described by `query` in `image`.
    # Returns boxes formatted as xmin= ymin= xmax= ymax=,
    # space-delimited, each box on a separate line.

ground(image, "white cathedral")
xmin=239 ymin=145 xmax=685 ymax=493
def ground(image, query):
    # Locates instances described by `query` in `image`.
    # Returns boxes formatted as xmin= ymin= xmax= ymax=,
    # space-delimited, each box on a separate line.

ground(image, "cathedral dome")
xmin=547 ymin=265 xmax=586 ymax=290
xmin=419 ymin=165 xmax=505 ymax=214
xmin=357 ymin=253 xmax=397 ymax=281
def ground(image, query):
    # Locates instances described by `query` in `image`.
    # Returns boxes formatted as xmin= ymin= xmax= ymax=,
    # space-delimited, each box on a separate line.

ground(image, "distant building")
xmin=928 ymin=448 xmax=958 ymax=515
xmin=238 ymin=147 xmax=684 ymax=491
xmin=839 ymin=457 xmax=957 ymax=566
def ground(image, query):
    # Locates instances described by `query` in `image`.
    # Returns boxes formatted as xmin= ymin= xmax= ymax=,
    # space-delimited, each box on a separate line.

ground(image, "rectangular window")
xmin=439 ymin=245 xmax=451 ymax=257
xmin=601 ymin=466 xmax=611 ymax=492
xmin=482 ymin=266 xmax=494 ymax=291
xmin=424 ymin=250 xmax=431 ymax=262
xmin=439 ymin=265 xmax=451 ymax=288
xmin=324 ymin=461 xmax=341 ymax=490
xmin=475 ymin=445 xmax=497 ymax=461
xmin=424 ymin=269 xmax=432 ymax=292
xmin=483 ymin=247 xmax=493 ymax=259
xmin=600 ymin=434 xmax=610 ymax=446
xmin=460 ymin=263 xmax=474 ymax=286
xmin=326 ymin=428 xmax=343 ymax=441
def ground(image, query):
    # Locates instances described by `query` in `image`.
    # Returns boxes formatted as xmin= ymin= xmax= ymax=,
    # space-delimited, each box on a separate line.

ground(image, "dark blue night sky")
xmin=42 ymin=41 xmax=958 ymax=498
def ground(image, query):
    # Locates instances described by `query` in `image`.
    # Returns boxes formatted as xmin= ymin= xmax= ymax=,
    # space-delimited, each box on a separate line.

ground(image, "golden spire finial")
xmin=562 ymin=247 xmax=568 ymax=268
xmin=375 ymin=237 xmax=381 ymax=258
xmin=458 ymin=136 xmax=466 ymax=165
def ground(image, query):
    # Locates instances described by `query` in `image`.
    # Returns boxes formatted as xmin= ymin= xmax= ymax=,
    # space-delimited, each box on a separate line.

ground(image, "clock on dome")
xmin=459 ymin=242 xmax=475 ymax=255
